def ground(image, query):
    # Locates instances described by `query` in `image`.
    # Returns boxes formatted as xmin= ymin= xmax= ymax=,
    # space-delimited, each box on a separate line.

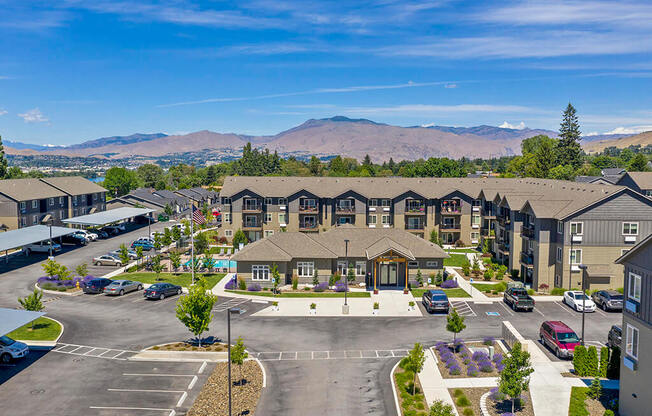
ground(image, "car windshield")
xmin=0 ymin=335 xmax=16 ymax=346
xmin=557 ymin=332 xmax=580 ymax=343
xmin=432 ymin=295 xmax=448 ymax=301
xmin=574 ymin=293 xmax=590 ymax=301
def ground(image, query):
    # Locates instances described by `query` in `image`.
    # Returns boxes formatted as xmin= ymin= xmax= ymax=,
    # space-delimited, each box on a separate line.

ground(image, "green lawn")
xmin=114 ymin=272 xmax=226 ymax=289
xmin=443 ymin=253 xmax=469 ymax=267
xmin=225 ymin=290 xmax=371 ymax=298
xmin=7 ymin=317 xmax=62 ymax=341
xmin=568 ymin=387 xmax=589 ymax=416
xmin=411 ymin=287 xmax=471 ymax=298
xmin=471 ymin=282 xmax=507 ymax=293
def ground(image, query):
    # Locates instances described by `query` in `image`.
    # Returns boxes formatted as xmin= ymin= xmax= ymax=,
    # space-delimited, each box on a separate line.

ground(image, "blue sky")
xmin=1 ymin=0 xmax=651 ymax=145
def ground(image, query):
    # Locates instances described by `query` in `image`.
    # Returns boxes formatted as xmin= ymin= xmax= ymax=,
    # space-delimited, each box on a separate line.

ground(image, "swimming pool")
xmin=215 ymin=260 xmax=236 ymax=269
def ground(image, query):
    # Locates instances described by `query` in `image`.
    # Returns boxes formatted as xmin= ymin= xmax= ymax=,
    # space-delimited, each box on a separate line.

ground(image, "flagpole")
xmin=190 ymin=198 xmax=194 ymax=286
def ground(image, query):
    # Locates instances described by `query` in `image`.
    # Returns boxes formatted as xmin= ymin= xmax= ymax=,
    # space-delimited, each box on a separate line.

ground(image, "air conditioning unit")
xmin=368 ymin=224 xmax=376 ymax=228
xmin=383 ymin=207 xmax=390 ymax=212
xmin=572 ymin=235 xmax=582 ymax=243
xmin=369 ymin=207 xmax=376 ymax=212
xmin=624 ymin=236 xmax=637 ymax=243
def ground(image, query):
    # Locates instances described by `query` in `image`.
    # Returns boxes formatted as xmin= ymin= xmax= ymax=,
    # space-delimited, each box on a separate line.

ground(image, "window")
xmin=278 ymin=198 xmax=287 ymax=206
xmin=60 ymin=210 xmax=65 ymax=219
xmin=93 ymin=193 xmax=97 ymax=201
xmin=355 ymin=261 xmax=366 ymax=276
xmin=381 ymin=199 xmax=391 ymax=207
xmin=48 ymin=197 xmax=54 ymax=206
xmin=628 ymin=272 xmax=641 ymax=302
xmin=381 ymin=214 xmax=391 ymax=225
xmin=569 ymin=249 xmax=582 ymax=264
xmin=265 ymin=198 xmax=272 ymax=205
xmin=626 ymin=324 xmax=639 ymax=360
xmin=20 ymin=201 xmax=26 ymax=210
xmin=556 ymin=247 xmax=562 ymax=262
xmin=470 ymin=232 xmax=479 ymax=241
xmin=32 ymin=215 xmax=38 ymax=224
xmin=621 ymin=249 xmax=630 ymax=256
xmin=225 ymin=229 xmax=233 ymax=237
xmin=472 ymin=214 xmax=480 ymax=225
xmin=73 ymin=195 xmax=78 ymax=204
xmin=297 ymin=261 xmax=314 ymax=277
xmin=32 ymin=200 xmax=38 ymax=209
xmin=528 ymin=239 xmax=534 ymax=250
xmin=408 ymin=261 xmax=419 ymax=268
xmin=252 ymin=265 xmax=270 ymax=281
xmin=645 ymin=190 xmax=652 ymax=197
xmin=337 ymin=261 xmax=348 ymax=276
xmin=368 ymin=199 xmax=378 ymax=207
xmin=368 ymin=215 xmax=377 ymax=224
xmin=223 ymin=213 xmax=231 ymax=222
xmin=623 ymin=222 xmax=638 ymax=235
xmin=265 ymin=213 xmax=272 ymax=222
xmin=570 ymin=222 xmax=583 ymax=235
xmin=278 ymin=213 xmax=287 ymax=224
xmin=557 ymin=221 xmax=563 ymax=234
xmin=59 ymin=196 xmax=64 ymax=204
xmin=20 ymin=217 xmax=26 ymax=227
xmin=264 ymin=230 xmax=274 ymax=238
xmin=426 ymin=261 xmax=438 ymax=268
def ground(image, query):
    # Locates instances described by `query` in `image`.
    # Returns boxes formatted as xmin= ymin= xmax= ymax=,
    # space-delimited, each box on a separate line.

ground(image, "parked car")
xmin=103 ymin=279 xmax=143 ymax=296
xmin=83 ymin=278 xmax=113 ymax=294
xmin=607 ymin=324 xmax=622 ymax=349
xmin=73 ymin=230 xmax=98 ymax=241
xmin=591 ymin=290 xmax=624 ymax=311
xmin=143 ymin=282 xmax=182 ymax=300
xmin=23 ymin=241 xmax=62 ymax=254
xmin=92 ymin=254 xmax=123 ymax=267
xmin=0 ymin=335 xmax=29 ymax=363
xmin=563 ymin=291 xmax=596 ymax=312
xmin=109 ymin=249 xmax=138 ymax=260
xmin=503 ymin=287 xmax=535 ymax=311
xmin=422 ymin=289 xmax=450 ymax=314
xmin=60 ymin=233 xmax=88 ymax=246
xmin=89 ymin=228 xmax=109 ymax=239
xmin=131 ymin=239 xmax=154 ymax=251
xmin=137 ymin=236 xmax=154 ymax=244
xmin=539 ymin=321 xmax=581 ymax=359
xmin=101 ymin=226 xmax=119 ymax=236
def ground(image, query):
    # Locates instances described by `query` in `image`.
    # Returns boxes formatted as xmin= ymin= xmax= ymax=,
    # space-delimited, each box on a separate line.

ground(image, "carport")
xmin=0 ymin=308 xmax=45 ymax=336
xmin=63 ymin=207 xmax=156 ymax=236
xmin=0 ymin=225 xmax=78 ymax=262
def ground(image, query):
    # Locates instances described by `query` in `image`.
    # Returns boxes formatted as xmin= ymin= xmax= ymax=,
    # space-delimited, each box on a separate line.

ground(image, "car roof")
xmin=603 ymin=290 xmax=622 ymax=295
xmin=110 ymin=279 xmax=125 ymax=283
xmin=428 ymin=290 xmax=447 ymax=295
xmin=544 ymin=320 xmax=574 ymax=332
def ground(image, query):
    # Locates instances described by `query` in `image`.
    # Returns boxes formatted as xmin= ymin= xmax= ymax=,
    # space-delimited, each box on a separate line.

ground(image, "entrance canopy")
xmin=0 ymin=308 xmax=45 ymax=336
xmin=0 ymin=225 xmax=77 ymax=252
xmin=365 ymin=237 xmax=415 ymax=261
xmin=63 ymin=207 xmax=154 ymax=226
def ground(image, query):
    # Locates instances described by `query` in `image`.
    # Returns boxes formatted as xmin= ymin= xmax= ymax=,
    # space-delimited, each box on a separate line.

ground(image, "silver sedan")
xmin=103 ymin=280 xmax=143 ymax=296
xmin=93 ymin=255 xmax=123 ymax=267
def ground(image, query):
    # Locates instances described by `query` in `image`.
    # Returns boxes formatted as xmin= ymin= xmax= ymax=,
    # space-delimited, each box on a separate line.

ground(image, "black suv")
xmin=607 ymin=325 xmax=622 ymax=349
xmin=83 ymin=278 xmax=113 ymax=294
xmin=591 ymin=290 xmax=624 ymax=311
xmin=422 ymin=290 xmax=450 ymax=314
xmin=60 ymin=234 xmax=88 ymax=246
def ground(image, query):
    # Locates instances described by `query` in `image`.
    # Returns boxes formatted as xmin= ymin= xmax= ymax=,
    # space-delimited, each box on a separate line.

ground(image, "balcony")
xmin=520 ymin=252 xmax=534 ymax=267
xmin=441 ymin=208 xmax=462 ymax=215
xmin=299 ymin=222 xmax=319 ymax=232
xmin=242 ymin=203 xmax=262 ymax=213
xmin=521 ymin=224 xmax=535 ymax=238
xmin=299 ymin=205 xmax=318 ymax=213
xmin=481 ymin=229 xmax=496 ymax=239
xmin=405 ymin=222 xmax=425 ymax=230
xmin=242 ymin=222 xmax=262 ymax=231
xmin=405 ymin=201 xmax=426 ymax=215
xmin=335 ymin=205 xmax=355 ymax=214
xmin=439 ymin=223 xmax=461 ymax=232
xmin=498 ymin=216 xmax=511 ymax=227
xmin=498 ymin=243 xmax=510 ymax=254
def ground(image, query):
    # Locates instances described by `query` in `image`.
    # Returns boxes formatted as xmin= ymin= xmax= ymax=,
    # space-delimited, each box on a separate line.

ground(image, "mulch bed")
xmin=151 ymin=342 xmax=228 ymax=352
xmin=433 ymin=341 xmax=503 ymax=379
xmin=449 ymin=388 xmax=535 ymax=416
xmin=585 ymin=389 xmax=619 ymax=415
xmin=449 ymin=387 xmax=491 ymax=416
xmin=187 ymin=360 xmax=263 ymax=416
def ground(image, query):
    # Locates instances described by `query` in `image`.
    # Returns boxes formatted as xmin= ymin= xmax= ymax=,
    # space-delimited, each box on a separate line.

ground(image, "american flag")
xmin=192 ymin=205 xmax=206 ymax=225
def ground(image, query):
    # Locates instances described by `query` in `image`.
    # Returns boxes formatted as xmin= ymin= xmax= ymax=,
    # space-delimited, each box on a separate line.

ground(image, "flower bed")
xmin=393 ymin=357 xmax=428 ymax=415
xmin=36 ymin=275 xmax=94 ymax=292
xmin=449 ymin=387 xmax=535 ymax=416
xmin=433 ymin=340 xmax=503 ymax=379
xmin=149 ymin=341 xmax=228 ymax=352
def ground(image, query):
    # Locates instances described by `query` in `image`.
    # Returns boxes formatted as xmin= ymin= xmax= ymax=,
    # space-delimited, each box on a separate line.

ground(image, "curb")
xmin=253 ymin=357 xmax=267 ymax=388
xmin=16 ymin=315 xmax=65 ymax=347
xmin=34 ymin=283 xmax=83 ymax=296
xmin=390 ymin=359 xmax=402 ymax=416
xmin=479 ymin=391 xmax=491 ymax=416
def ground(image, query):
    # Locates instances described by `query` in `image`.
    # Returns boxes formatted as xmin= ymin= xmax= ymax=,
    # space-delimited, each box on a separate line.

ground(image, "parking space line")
xmin=89 ymin=406 xmax=173 ymax=413
xmin=554 ymin=301 xmax=576 ymax=316
xmin=187 ymin=375 xmax=198 ymax=390
xmin=83 ymin=348 xmax=97 ymax=356
xmin=497 ymin=302 xmax=515 ymax=316
xmin=176 ymin=392 xmax=188 ymax=408
xmin=123 ymin=373 xmax=197 ymax=377
xmin=533 ymin=307 xmax=545 ymax=317
xmin=108 ymin=388 xmax=186 ymax=393
xmin=198 ymin=361 xmax=207 ymax=374
xmin=594 ymin=308 xmax=608 ymax=318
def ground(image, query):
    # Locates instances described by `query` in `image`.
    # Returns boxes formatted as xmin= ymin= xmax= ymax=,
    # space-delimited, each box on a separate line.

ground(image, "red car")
xmin=539 ymin=321 xmax=581 ymax=359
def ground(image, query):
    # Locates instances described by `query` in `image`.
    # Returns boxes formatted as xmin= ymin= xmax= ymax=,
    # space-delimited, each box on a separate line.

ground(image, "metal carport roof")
xmin=0 ymin=308 xmax=45 ymax=336
xmin=62 ymin=207 xmax=155 ymax=226
xmin=0 ymin=225 xmax=77 ymax=253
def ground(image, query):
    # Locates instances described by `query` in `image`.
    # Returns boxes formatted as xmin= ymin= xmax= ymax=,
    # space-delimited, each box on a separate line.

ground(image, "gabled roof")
xmin=623 ymin=172 xmax=652 ymax=190
xmin=615 ymin=233 xmax=652 ymax=265
xmin=0 ymin=178 xmax=66 ymax=201
xmin=40 ymin=176 xmax=106 ymax=196
xmin=232 ymin=232 xmax=336 ymax=262
xmin=365 ymin=237 xmax=415 ymax=260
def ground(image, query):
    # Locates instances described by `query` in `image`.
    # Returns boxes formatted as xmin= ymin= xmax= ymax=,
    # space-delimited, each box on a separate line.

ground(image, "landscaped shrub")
xmin=462 ymin=408 xmax=474 ymax=416
xmin=479 ymin=360 xmax=494 ymax=373
xmin=224 ymin=277 xmax=237 ymax=290
xmin=467 ymin=364 xmax=479 ymax=377
xmin=334 ymin=281 xmax=348 ymax=292
xmin=454 ymin=338 xmax=465 ymax=348
xmin=441 ymin=351 xmax=454 ymax=362
xmin=462 ymin=357 xmax=471 ymax=365
xmin=329 ymin=272 xmax=341 ymax=286
xmin=603 ymin=410 xmax=614 ymax=416
xmin=453 ymin=389 xmax=464 ymax=398
xmin=483 ymin=337 xmax=494 ymax=346
xmin=539 ymin=283 xmax=549 ymax=292
xmin=492 ymin=353 xmax=503 ymax=364
xmin=551 ymin=287 xmax=565 ymax=296
xmin=483 ymin=269 xmax=493 ymax=281
xmin=313 ymin=282 xmax=328 ymax=292
xmin=500 ymin=413 xmax=516 ymax=416
xmin=573 ymin=345 xmax=588 ymax=376
xmin=449 ymin=364 xmax=461 ymax=375
xmin=408 ymin=279 xmax=420 ymax=289
xmin=441 ymin=279 xmax=458 ymax=289
xmin=238 ymin=278 xmax=247 ymax=290
xmin=456 ymin=395 xmax=471 ymax=407
xmin=586 ymin=346 xmax=599 ymax=377
xmin=588 ymin=376 xmax=602 ymax=400
xmin=292 ymin=275 xmax=299 ymax=290
xmin=445 ymin=358 xmax=457 ymax=368
xmin=489 ymin=387 xmax=506 ymax=402
xmin=599 ymin=346 xmax=609 ymax=377
xmin=472 ymin=351 xmax=489 ymax=362
xmin=247 ymin=283 xmax=262 ymax=292
xmin=455 ymin=239 xmax=465 ymax=247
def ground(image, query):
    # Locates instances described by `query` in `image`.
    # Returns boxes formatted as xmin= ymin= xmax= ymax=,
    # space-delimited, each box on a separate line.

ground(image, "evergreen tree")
xmin=556 ymin=103 xmax=583 ymax=168
xmin=586 ymin=345 xmax=599 ymax=377
xmin=533 ymin=138 xmax=557 ymax=178
xmin=0 ymin=135 xmax=8 ymax=179
xmin=309 ymin=156 xmax=321 ymax=176
xmin=628 ymin=153 xmax=648 ymax=171
xmin=599 ymin=346 xmax=609 ymax=378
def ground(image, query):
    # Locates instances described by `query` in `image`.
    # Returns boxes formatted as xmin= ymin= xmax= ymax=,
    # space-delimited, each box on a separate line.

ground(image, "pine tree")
xmin=573 ymin=345 xmax=587 ymax=376
xmin=0 ymin=135 xmax=8 ymax=179
xmin=556 ymin=103 xmax=583 ymax=168
xmin=628 ymin=153 xmax=649 ymax=171
xmin=586 ymin=345 xmax=599 ymax=377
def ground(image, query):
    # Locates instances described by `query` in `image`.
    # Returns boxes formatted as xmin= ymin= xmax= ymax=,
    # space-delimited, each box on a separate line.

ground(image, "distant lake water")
xmin=89 ymin=177 xmax=104 ymax=183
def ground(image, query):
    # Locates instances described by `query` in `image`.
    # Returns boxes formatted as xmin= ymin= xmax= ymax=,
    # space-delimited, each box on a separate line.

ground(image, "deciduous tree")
xmin=499 ymin=342 xmax=534 ymax=413
xmin=175 ymin=280 xmax=217 ymax=347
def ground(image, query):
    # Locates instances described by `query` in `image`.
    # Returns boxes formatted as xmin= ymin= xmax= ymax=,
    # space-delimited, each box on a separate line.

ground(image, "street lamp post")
xmin=578 ymin=264 xmax=588 ymax=346
xmin=342 ymin=239 xmax=350 ymax=315
xmin=227 ymin=307 xmax=232 ymax=416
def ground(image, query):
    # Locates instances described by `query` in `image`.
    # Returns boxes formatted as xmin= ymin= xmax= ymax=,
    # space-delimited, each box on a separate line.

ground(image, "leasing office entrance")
xmin=378 ymin=262 xmax=398 ymax=285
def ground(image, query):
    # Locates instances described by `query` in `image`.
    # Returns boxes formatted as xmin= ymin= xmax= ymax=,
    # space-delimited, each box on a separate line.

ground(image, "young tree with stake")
xmin=446 ymin=308 xmax=466 ymax=341
xmin=18 ymin=289 xmax=44 ymax=329
xmin=169 ymin=251 xmax=182 ymax=273
xmin=499 ymin=342 xmax=534 ymax=413
xmin=231 ymin=336 xmax=249 ymax=386
xmin=405 ymin=343 xmax=426 ymax=395
xmin=175 ymin=281 xmax=217 ymax=347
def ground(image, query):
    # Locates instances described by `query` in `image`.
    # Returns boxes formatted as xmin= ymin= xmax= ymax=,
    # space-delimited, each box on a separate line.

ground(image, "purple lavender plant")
xmin=472 ymin=351 xmax=489 ymax=362
xmin=496 ymin=363 xmax=505 ymax=372
xmin=449 ymin=364 xmax=461 ymax=375
xmin=483 ymin=336 xmax=494 ymax=345
xmin=479 ymin=360 xmax=494 ymax=372
xmin=247 ymin=283 xmax=262 ymax=292
xmin=489 ymin=387 xmax=506 ymax=402
xmin=313 ymin=282 xmax=329 ymax=292
xmin=467 ymin=364 xmax=479 ymax=377
xmin=492 ymin=353 xmax=503 ymax=364
xmin=441 ymin=279 xmax=459 ymax=288
xmin=334 ymin=281 xmax=349 ymax=292
xmin=224 ymin=277 xmax=237 ymax=290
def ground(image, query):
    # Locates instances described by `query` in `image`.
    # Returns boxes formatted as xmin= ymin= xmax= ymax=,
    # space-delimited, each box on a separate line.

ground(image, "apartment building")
xmin=617 ymin=172 xmax=652 ymax=197
xmin=615 ymin=234 xmax=652 ymax=416
xmin=219 ymin=176 xmax=652 ymax=291
xmin=40 ymin=176 xmax=107 ymax=218
xmin=107 ymin=188 xmax=190 ymax=214
xmin=0 ymin=177 xmax=107 ymax=230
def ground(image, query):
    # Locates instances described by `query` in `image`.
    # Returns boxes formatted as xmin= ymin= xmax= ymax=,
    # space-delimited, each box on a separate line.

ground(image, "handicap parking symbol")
xmin=486 ymin=312 xmax=500 ymax=316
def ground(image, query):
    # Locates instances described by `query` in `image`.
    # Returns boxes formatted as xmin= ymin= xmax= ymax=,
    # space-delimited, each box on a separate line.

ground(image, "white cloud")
xmin=499 ymin=121 xmax=526 ymax=129
xmin=18 ymin=108 xmax=48 ymax=123
xmin=0 ymin=109 xmax=7 ymax=116
xmin=585 ymin=131 xmax=599 ymax=136
xmin=603 ymin=125 xmax=652 ymax=135
xmin=444 ymin=83 xmax=458 ymax=89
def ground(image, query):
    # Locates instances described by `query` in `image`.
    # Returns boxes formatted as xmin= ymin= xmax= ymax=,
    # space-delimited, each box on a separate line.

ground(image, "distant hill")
xmin=4 ymin=140 xmax=66 ymax=151
xmin=417 ymin=125 xmax=559 ymax=141
xmin=584 ymin=131 xmax=652 ymax=153
xmin=65 ymin=133 xmax=168 ymax=150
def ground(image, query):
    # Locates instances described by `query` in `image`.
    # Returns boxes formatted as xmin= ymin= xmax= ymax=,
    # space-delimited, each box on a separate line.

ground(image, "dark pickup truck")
xmin=504 ymin=287 xmax=535 ymax=311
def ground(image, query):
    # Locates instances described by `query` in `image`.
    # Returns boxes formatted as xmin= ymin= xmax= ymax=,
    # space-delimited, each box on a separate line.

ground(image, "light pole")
xmin=342 ymin=239 xmax=350 ymax=315
xmin=578 ymin=264 xmax=588 ymax=346
xmin=227 ymin=307 xmax=232 ymax=416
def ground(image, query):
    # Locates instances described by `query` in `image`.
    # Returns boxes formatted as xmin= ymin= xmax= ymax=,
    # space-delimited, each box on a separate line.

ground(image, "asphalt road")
xmin=0 ymin=227 xmax=623 ymax=416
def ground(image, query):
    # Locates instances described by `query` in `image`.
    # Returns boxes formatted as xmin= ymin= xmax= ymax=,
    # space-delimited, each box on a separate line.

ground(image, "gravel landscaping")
xmin=449 ymin=387 xmax=535 ymax=416
xmin=187 ymin=360 xmax=263 ymax=416
xmin=149 ymin=342 xmax=228 ymax=352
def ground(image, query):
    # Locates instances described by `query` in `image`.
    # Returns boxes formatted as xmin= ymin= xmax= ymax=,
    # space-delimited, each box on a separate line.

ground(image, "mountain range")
xmin=4 ymin=116 xmax=647 ymax=162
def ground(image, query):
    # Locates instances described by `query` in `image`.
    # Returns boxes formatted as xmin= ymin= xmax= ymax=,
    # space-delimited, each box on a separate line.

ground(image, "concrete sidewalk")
xmin=418 ymin=347 xmax=459 ymax=415
xmin=446 ymin=266 xmax=491 ymax=302
xmin=526 ymin=339 xmax=575 ymax=416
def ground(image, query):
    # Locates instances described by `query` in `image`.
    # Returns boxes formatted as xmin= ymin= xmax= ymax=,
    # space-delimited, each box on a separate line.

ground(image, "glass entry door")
xmin=380 ymin=263 xmax=398 ymax=285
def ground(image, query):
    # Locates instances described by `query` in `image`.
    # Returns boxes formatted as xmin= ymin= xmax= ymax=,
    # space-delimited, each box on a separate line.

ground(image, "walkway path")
xmin=446 ymin=267 xmax=491 ymax=302
xmin=525 ymin=339 xmax=575 ymax=416
xmin=417 ymin=347 xmax=459 ymax=415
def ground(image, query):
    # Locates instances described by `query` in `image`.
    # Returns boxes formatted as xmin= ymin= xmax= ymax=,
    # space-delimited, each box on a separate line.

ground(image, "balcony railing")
xmin=520 ymin=252 xmax=534 ymax=266
xmin=483 ymin=210 xmax=496 ymax=218
xmin=299 ymin=205 xmax=318 ymax=213
xmin=481 ymin=229 xmax=496 ymax=238
xmin=299 ymin=223 xmax=319 ymax=231
xmin=405 ymin=222 xmax=425 ymax=230
xmin=440 ymin=223 xmax=461 ymax=231
xmin=335 ymin=205 xmax=355 ymax=214
xmin=243 ymin=222 xmax=262 ymax=230
xmin=498 ymin=242 xmax=510 ymax=253
xmin=441 ymin=207 xmax=462 ymax=215
xmin=521 ymin=225 xmax=535 ymax=238
xmin=498 ymin=216 xmax=511 ymax=227
xmin=243 ymin=204 xmax=262 ymax=213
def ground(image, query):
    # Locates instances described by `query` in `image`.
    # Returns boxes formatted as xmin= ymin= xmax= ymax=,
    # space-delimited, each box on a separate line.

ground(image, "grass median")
xmin=113 ymin=272 xmax=226 ymax=289
xmin=411 ymin=288 xmax=471 ymax=298
xmin=7 ymin=317 xmax=62 ymax=341
xmin=225 ymin=290 xmax=371 ymax=298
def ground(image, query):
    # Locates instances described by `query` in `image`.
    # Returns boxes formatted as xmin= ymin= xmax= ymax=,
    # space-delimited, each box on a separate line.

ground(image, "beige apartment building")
xmin=219 ymin=176 xmax=652 ymax=291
